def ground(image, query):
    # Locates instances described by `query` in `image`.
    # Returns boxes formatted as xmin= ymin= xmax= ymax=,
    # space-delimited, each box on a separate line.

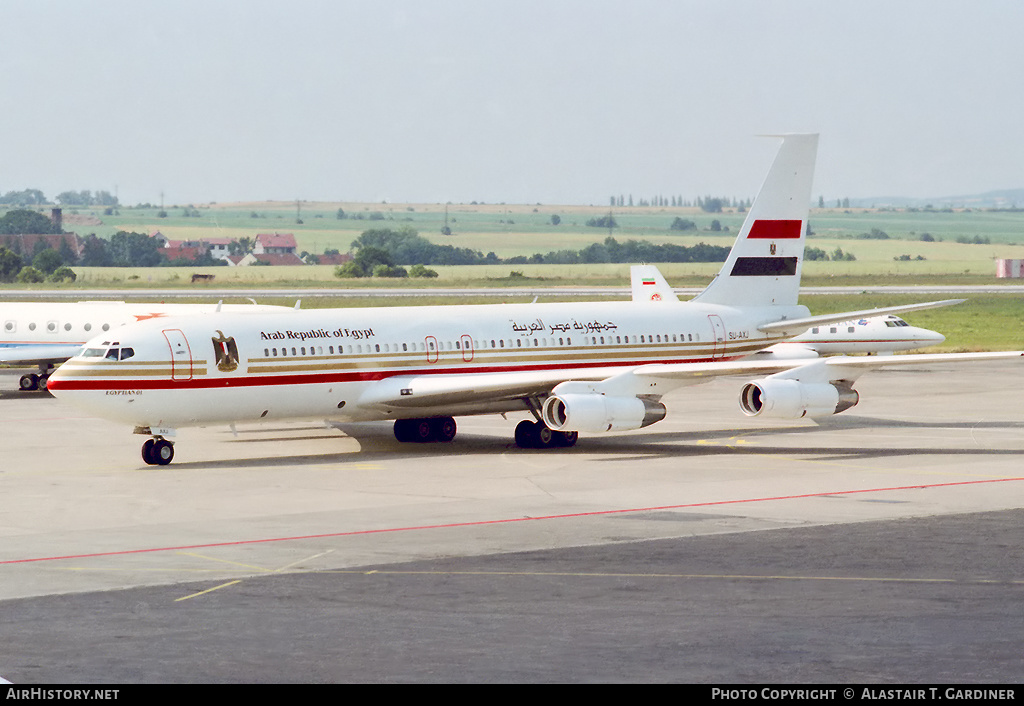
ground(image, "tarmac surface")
xmin=1 ymin=362 xmax=1023 ymax=683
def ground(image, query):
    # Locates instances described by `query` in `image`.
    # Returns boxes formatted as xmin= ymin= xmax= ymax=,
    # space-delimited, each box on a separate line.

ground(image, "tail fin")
xmin=692 ymin=133 xmax=818 ymax=308
xmin=630 ymin=265 xmax=679 ymax=303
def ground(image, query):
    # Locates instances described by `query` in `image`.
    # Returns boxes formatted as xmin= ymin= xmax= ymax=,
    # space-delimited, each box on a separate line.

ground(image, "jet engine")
xmin=739 ymin=378 xmax=859 ymax=419
xmin=541 ymin=393 xmax=667 ymax=433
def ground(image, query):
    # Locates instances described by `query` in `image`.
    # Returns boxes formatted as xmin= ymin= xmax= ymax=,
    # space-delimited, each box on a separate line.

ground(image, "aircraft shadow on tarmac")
xmin=152 ymin=416 xmax=1024 ymax=471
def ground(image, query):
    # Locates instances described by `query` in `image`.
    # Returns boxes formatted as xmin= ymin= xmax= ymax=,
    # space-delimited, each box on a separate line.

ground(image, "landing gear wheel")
xmin=142 ymin=438 xmax=174 ymax=466
xmin=431 ymin=416 xmax=457 ymax=442
xmin=153 ymin=439 xmax=174 ymax=465
xmin=515 ymin=420 xmax=536 ymax=448
xmin=412 ymin=419 xmax=436 ymax=443
xmin=394 ymin=419 xmax=415 ymax=442
xmin=555 ymin=430 xmax=578 ymax=448
xmin=19 ymin=374 xmax=38 ymax=391
xmin=531 ymin=421 xmax=556 ymax=449
xmin=38 ymin=375 xmax=49 ymax=391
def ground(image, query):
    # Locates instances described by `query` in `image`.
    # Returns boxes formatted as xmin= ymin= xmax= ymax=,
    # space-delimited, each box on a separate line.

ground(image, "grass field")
xmin=4 ymin=201 xmax=1024 ymax=350
xmin=53 ymin=200 xmax=1024 ymax=262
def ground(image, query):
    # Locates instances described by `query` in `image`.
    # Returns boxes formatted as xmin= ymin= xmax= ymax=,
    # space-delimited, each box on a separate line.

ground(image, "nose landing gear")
xmin=141 ymin=437 xmax=174 ymax=466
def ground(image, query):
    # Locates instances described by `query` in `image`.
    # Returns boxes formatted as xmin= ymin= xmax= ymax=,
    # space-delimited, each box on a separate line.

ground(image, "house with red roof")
xmin=254 ymin=233 xmax=298 ymax=255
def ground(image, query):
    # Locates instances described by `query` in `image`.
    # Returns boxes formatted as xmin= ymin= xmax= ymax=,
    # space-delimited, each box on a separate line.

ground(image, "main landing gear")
xmin=514 ymin=420 xmax=577 ymax=449
xmin=19 ymin=367 xmax=52 ymax=392
xmin=393 ymin=416 xmax=458 ymax=443
xmin=141 ymin=437 xmax=174 ymax=466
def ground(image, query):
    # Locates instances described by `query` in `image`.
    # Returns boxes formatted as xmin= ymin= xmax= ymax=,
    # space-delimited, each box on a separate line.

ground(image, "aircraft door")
xmin=708 ymin=315 xmax=726 ymax=359
xmin=162 ymin=329 xmax=194 ymax=380
xmin=460 ymin=334 xmax=474 ymax=362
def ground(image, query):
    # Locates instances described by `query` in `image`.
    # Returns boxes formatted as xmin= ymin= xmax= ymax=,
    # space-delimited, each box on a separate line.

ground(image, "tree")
xmin=32 ymin=248 xmax=63 ymax=275
xmin=108 ymin=231 xmax=163 ymax=267
xmin=79 ymin=234 xmax=113 ymax=267
xmin=409 ymin=264 xmax=439 ymax=278
xmin=48 ymin=266 xmax=77 ymax=282
xmin=16 ymin=266 xmax=44 ymax=283
xmin=669 ymin=217 xmax=696 ymax=231
xmin=585 ymin=215 xmax=617 ymax=228
xmin=0 ymin=209 xmax=60 ymax=235
xmin=334 ymin=261 xmax=365 ymax=278
xmin=0 ymin=247 xmax=22 ymax=281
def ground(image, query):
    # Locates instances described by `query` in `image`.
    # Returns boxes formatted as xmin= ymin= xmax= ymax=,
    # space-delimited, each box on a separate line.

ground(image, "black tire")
xmin=514 ymin=420 xmax=535 ymax=448
xmin=432 ymin=417 xmax=457 ymax=442
xmin=153 ymin=439 xmax=174 ymax=465
xmin=19 ymin=374 xmax=38 ymax=392
xmin=394 ymin=419 xmax=415 ymax=442
xmin=412 ymin=419 xmax=436 ymax=443
xmin=556 ymin=430 xmax=579 ymax=448
xmin=532 ymin=421 xmax=556 ymax=449
xmin=141 ymin=439 xmax=156 ymax=465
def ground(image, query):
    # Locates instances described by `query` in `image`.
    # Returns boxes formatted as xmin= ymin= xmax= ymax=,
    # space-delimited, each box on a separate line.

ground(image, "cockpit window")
xmin=82 ymin=348 xmax=105 ymax=358
xmin=120 ymin=348 xmax=134 ymax=360
xmin=105 ymin=349 xmax=119 ymax=360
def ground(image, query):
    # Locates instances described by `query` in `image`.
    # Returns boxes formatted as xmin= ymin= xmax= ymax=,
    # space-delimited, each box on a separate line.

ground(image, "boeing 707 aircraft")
xmin=48 ymin=134 xmax=1020 ymax=464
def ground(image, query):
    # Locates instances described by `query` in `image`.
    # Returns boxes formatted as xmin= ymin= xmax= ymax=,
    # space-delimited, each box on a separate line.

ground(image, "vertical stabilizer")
xmin=692 ymin=134 xmax=818 ymax=308
xmin=630 ymin=265 xmax=680 ymax=302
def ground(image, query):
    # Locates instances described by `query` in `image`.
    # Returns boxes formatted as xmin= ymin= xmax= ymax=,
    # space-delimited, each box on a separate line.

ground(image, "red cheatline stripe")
xmin=46 ymin=354 xmax=744 ymax=391
xmin=2 ymin=477 xmax=1020 ymax=565
xmin=747 ymin=219 xmax=802 ymax=239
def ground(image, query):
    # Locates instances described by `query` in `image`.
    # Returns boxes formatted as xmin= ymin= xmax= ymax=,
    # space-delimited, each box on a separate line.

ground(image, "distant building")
xmin=0 ymin=233 xmax=82 ymax=259
xmin=254 ymin=233 xmax=298 ymax=255
xmin=162 ymin=237 xmax=237 ymax=263
xmin=316 ymin=252 xmax=353 ymax=266
xmin=238 ymin=252 xmax=306 ymax=266
xmin=996 ymin=259 xmax=1024 ymax=278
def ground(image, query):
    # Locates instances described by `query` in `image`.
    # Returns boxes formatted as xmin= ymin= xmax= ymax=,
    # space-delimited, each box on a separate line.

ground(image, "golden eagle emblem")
xmin=212 ymin=330 xmax=239 ymax=373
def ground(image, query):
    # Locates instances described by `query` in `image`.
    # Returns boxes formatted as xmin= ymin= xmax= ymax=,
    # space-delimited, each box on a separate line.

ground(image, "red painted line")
xmin=3 ymin=477 xmax=1021 ymax=566
xmin=47 ymin=354 xmax=746 ymax=391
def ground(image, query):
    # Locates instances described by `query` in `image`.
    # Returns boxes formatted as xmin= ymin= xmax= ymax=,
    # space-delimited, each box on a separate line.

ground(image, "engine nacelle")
xmin=739 ymin=378 xmax=859 ymax=419
xmin=541 ymin=393 xmax=667 ymax=433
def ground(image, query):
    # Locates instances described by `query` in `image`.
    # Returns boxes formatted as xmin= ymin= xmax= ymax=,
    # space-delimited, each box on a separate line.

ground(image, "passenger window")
xmin=848 ymin=327 xmax=855 ymax=333
xmin=811 ymin=327 xmax=819 ymax=334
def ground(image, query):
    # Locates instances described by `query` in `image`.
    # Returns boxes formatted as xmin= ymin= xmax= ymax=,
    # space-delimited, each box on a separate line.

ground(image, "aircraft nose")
xmin=915 ymin=327 xmax=945 ymax=345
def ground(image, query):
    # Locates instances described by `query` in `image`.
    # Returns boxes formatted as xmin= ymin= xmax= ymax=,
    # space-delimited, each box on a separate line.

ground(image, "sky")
xmin=2 ymin=0 xmax=1022 ymax=207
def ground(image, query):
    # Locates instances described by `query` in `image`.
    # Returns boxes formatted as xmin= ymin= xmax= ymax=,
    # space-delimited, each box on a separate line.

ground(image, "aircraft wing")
xmin=758 ymin=299 xmax=965 ymax=336
xmin=0 ymin=344 xmax=83 ymax=366
xmin=359 ymin=351 xmax=1024 ymax=410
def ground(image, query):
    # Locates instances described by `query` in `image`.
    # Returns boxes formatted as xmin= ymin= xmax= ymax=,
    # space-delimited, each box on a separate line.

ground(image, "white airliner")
xmin=48 ymin=134 xmax=1020 ymax=465
xmin=0 ymin=300 xmax=289 ymax=390
xmin=757 ymin=314 xmax=946 ymax=359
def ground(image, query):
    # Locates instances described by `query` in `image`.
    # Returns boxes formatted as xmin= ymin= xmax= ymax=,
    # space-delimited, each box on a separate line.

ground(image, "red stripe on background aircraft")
xmin=47 ymin=134 xmax=1020 ymax=465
